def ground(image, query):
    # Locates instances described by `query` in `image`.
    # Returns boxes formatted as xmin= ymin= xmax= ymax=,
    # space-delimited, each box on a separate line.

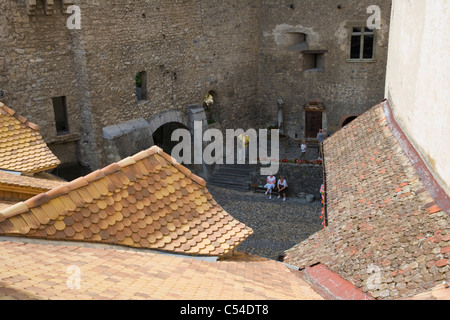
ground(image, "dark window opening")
xmin=153 ymin=122 xmax=188 ymax=156
xmin=52 ymin=96 xmax=69 ymax=135
xmin=203 ymin=91 xmax=220 ymax=125
xmin=136 ymin=71 xmax=148 ymax=101
xmin=342 ymin=116 xmax=358 ymax=127
xmin=350 ymin=27 xmax=375 ymax=60
xmin=303 ymin=53 xmax=325 ymax=71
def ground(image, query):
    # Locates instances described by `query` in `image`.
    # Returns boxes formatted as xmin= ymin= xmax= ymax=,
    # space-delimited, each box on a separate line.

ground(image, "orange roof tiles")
xmin=0 ymin=103 xmax=60 ymax=174
xmin=0 ymin=240 xmax=324 ymax=300
xmin=405 ymin=284 xmax=450 ymax=300
xmin=0 ymin=146 xmax=252 ymax=257
xmin=0 ymin=171 xmax=66 ymax=195
xmin=284 ymin=102 xmax=450 ymax=300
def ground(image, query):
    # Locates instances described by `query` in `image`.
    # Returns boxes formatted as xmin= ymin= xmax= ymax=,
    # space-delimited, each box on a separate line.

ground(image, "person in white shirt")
xmin=277 ymin=176 xmax=288 ymax=201
xmin=264 ymin=174 xmax=276 ymax=199
xmin=300 ymin=141 xmax=307 ymax=159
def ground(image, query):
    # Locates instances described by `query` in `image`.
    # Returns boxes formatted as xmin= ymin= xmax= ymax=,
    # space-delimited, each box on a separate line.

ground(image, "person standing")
xmin=317 ymin=129 xmax=326 ymax=160
xmin=300 ymin=141 xmax=307 ymax=159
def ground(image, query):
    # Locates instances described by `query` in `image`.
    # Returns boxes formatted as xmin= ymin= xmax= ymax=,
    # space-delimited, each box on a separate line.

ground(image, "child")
xmin=300 ymin=141 xmax=307 ymax=159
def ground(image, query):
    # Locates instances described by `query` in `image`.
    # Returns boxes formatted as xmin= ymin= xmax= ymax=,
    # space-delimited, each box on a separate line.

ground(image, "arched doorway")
xmin=152 ymin=122 xmax=189 ymax=155
xmin=147 ymin=109 xmax=190 ymax=155
xmin=341 ymin=115 xmax=358 ymax=127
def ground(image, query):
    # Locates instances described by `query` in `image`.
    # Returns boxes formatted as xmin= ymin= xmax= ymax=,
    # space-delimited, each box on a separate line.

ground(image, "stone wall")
xmin=258 ymin=0 xmax=391 ymax=137
xmin=0 ymin=0 xmax=261 ymax=170
xmin=0 ymin=0 xmax=392 ymax=173
xmin=0 ymin=0 xmax=82 ymax=164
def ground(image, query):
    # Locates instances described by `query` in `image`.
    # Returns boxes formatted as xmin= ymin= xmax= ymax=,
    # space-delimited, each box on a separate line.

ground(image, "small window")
xmin=350 ymin=27 xmax=375 ymax=60
xmin=136 ymin=71 xmax=148 ymax=101
xmin=52 ymin=96 xmax=69 ymax=135
xmin=286 ymin=32 xmax=308 ymax=51
xmin=303 ymin=53 xmax=324 ymax=71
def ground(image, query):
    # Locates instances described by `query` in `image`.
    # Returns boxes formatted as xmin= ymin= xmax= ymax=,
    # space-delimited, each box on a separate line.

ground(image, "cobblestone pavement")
xmin=208 ymin=185 xmax=323 ymax=261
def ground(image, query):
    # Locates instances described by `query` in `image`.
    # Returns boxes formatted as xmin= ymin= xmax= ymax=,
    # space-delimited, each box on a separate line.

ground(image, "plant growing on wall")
xmin=203 ymin=92 xmax=217 ymax=125
xmin=136 ymin=73 xmax=142 ymax=88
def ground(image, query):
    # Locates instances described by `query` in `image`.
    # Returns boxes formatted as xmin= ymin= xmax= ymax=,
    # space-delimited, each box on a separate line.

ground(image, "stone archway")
xmin=340 ymin=114 xmax=359 ymax=127
xmin=152 ymin=122 xmax=189 ymax=155
xmin=147 ymin=110 xmax=190 ymax=136
xmin=147 ymin=109 xmax=191 ymax=156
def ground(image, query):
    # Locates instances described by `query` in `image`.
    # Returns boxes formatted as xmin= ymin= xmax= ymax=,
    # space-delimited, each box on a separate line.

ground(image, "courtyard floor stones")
xmin=208 ymin=185 xmax=323 ymax=261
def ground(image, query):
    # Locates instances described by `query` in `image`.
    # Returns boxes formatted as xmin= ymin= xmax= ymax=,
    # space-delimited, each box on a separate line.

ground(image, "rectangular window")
xmin=350 ymin=27 xmax=375 ymax=60
xmin=52 ymin=96 xmax=69 ymax=135
xmin=303 ymin=51 xmax=326 ymax=72
xmin=136 ymin=71 xmax=148 ymax=101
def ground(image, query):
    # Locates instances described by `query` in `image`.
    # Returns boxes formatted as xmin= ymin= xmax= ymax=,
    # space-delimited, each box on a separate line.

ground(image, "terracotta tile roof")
xmin=0 ymin=146 xmax=252 ymax=257
xmin=405 ymin=284 xmax=450 ymax=300
xmin=0 ymin=103 xmax=60 ymax=174
xmin=0 ymin=240 xmax=324 ymax=300
xmin=284 ymin=102 xmax=450 ymax=300
xmin=0 ymin=171 xmax=66 ymax=195
xmin=0 ymin=201 xmax=15 ymax=212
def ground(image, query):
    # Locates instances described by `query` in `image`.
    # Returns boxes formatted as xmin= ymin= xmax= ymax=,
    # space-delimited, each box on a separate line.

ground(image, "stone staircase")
xmin=206 ymin=135 xmax=291 ymax=191
xmin=207 ymin=163 xmax=252 ymax=191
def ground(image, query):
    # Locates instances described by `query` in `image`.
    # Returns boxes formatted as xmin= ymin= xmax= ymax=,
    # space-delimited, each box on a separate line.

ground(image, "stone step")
xmin=212 ymin=173 xmax=250 ymax=181
xmin=207 ymin=181 xmax=249 ymax=192
xmin=208 ymin=175 xmax=249 ymax=186
xmin=207 ymin=162 xmax=251 ymax=191
xmin=214 ymin=167 xmax=252 ymax=176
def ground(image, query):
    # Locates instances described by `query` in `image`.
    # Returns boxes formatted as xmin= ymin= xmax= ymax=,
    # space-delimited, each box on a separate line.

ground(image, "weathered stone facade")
xmin=0 ymin=0 xmax=390 ymax=172
xmin=258 ymin=0 xmax=391 ymax=138
xmin=0 ymin=0 xmax=261 ymax=170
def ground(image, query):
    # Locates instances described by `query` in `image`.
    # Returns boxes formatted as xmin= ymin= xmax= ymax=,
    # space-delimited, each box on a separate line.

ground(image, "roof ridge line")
xmin=0 ymin=145 xmax=207 ymax=222
xmin=0 ymin=102 xmax=41 ymax=131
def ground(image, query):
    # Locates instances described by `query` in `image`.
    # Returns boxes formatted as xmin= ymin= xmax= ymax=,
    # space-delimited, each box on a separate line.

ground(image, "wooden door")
xmin=305 ymin=111 xmax=322 ymax=139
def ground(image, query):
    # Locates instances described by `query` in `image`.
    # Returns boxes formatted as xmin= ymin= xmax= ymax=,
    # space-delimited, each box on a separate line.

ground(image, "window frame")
xmin=346 ymin=22 xmax=377 ymax=63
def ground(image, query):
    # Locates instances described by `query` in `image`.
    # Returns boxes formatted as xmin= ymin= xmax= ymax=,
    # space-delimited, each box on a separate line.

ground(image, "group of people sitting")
xmin=264 ymin=174 xmax=288 ymax=201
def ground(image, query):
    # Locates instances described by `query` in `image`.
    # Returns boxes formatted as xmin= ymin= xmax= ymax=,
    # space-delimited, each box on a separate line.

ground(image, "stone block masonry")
xmin=0 ymin=0 xmax=260 ymax=170
xmin=0 ymin=0 xmax=391 ymax=172
xmin=258 ymin=0 xmax=391 ymax=138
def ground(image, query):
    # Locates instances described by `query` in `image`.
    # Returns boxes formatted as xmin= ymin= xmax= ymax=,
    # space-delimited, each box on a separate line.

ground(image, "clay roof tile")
xmin=0 ymin=103 xmax=60 ymax=173
xmin=0 ymin=146 xmax=252 ymax=257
